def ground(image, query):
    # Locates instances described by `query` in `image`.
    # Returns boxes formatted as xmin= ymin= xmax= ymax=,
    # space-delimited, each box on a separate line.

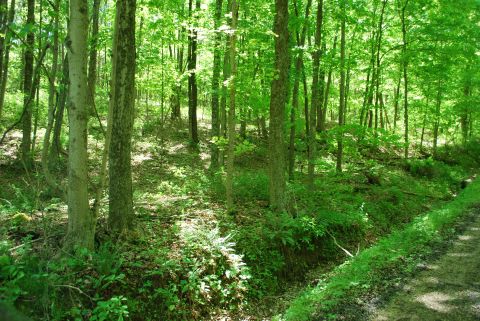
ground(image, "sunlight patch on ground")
xmin=423 ymin=276 xmax=440 ymax=285
xmin=132 ymin=153 xmax=153 ymax=166
xmin=446 ymin=252 xmax=471 ymax=258
xmin=458 ymin=235 xmax=474 ymax=241
xmin=415 ymin=292 xmax=454 ymax=313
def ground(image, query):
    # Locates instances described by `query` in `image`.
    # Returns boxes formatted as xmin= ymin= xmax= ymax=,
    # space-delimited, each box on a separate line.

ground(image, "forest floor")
xmin=1 ymin=123 xmax=479 ymax=320
xmin=370 ymin=206 xmax=480 ymax=321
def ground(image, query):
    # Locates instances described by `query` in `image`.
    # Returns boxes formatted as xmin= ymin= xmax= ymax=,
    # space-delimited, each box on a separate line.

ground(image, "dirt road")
xmin=372 ymin=208 xmax=480 ymax=321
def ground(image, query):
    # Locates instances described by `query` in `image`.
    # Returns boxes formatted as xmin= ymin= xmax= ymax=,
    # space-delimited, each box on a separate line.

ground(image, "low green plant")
xmin=90 ymin=296 xmax=129 ymax=321
xmin=234 ymin=170 xmax=269 ymax=202
xmin=139 ymin=222 xmax=251 ymax=319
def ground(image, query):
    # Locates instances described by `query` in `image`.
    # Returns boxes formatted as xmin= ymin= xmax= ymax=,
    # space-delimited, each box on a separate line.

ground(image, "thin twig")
xmin=326 ymin=230 xmax=355 ymax=258
xmin=8 ymin=238 xmax=43 ymax=252
xmin=53 ymin=285 xmax=93 ymax=301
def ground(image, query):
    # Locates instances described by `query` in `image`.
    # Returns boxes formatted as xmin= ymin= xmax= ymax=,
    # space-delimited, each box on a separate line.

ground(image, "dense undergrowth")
xmin=279 ymin=169 xmax=480 ymax=321
xmin=1 ymin=128 xmax=479 ymax=320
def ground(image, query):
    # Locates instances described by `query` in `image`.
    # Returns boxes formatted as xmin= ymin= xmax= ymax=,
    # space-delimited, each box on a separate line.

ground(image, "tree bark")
xmin=187 ymin=0 xmax=200 ymax=145
xmin=225 ymin=0 xmax=238 ymax=212
xmin=308 ymin=0 xmax=323 ymax=185
xmin=433 ymin=80 xmax=442 ymax=158
xmin=87 ymin=0 xmax=101 ymax=117
xmin=288 ymin=0 xmax=311 ymax=181
xmin=66 ymin=0 xmax=94 ymax=251
xmin=400 ymin=0 xmax=409 ymax=159
xmin=0 ymin=0 xmax=8 ymax=94
xmin=321 ymin=35 xmax=337 ymax=131
xmin=108 ymin=0 xmax=137 ymax=233
xmin=220 ymin=0 xmax=232 ymax=165
xmin=269 ymin=0 xmax=290 ymax=212
xmin=336 ymin=0 xmax=346 ymax=173
xmin=20 ymin=0 xmax=35 ymax=168
xmin=373 ymin=0 xmax=387 ymax=131
xmin=0 ymin=0 xmax=15 ymax=120
xmin=42 ymin=0 xmax=61 ymax=195
xmin=393 ymin=67 xmax=401 ymax=131
xmin=50 ymin=53 xmax=68 ymax=166
xmin=210 ymin=0 xmax=223 ymax=170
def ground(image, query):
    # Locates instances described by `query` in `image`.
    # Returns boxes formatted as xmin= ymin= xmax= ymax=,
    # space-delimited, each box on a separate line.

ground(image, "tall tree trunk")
xmin=374 ymin=0 xmax=387 ymax=131
xmin=432 ymin=80 xmax=442 ymax=158
xmin=87 ymin=0 xmax=100 ymax=117
xmin=66 ymin=0 xmax=94 ymax=251
xmin=188 ymin=0 xmax=200 ymax=145
xmin=460 ymin=67 xmax=471 ymax=145
xmin=419 ymin=93 xmax=429 ymax=152
xmin=108 ymin=0 xmax=137 ymax=233
xmin=31 ymin=0 xmax=43 ymax=156
xmin=301 ymin=64 xmax=309 ymax=135
xmin=220 ymin=0 xmax=232 ymax=165
xmin=359 ymin=62 xmax=372 ymax=125
xmin=210 ymin=0 xmax=223 ymax=170
xmin=321 ymin=35 xmax=337 ymax=130
xmin=336 ymin=0 xmax=346 ymax=173
xmin=0 ymin=0 xmax=8 ymax=94
xmin=269 ymin=0 xmax=290 ymax=212
xmin=171 ymin=8 xmax=184 ymax=121
xmin=308 ymin=0 xmax=323 ymax=185
xmin=50 ymin=53 xmax=68 ymax=166
xmin=289 ymin=0 xmax=312 ymax=181
xmin=20 ymin=0 xmax=35 ymax=168
xmin=225 ymin=0 xmax=238 ymax=212
xmin=400 ymin=0 xmax=409 ymax=159
xmin=393 ymin=68 xmax=401 ymax=131
xmin=360 ymin=30 xmax=375 ymax=127
xmin=42 ymin=0 xmax=61 ymax=195
xmin=0 ymin=0 xmax=15 ymax=120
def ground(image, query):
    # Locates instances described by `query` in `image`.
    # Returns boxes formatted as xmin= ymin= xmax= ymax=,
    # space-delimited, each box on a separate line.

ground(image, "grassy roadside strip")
xmin=277 ymin=179 xmax=480 ymax=321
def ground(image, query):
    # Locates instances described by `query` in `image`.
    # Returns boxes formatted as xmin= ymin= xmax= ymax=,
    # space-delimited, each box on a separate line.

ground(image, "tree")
xmin=269 ymin=0 xmax=290 ymax=212
xmin=309 ymin=0 xmax=323 ymax=183
xmin=41 ymin=0 xmax=60 ymax=195
xmin=188 ymin=0 xmax=200 ymax=145
xmin=108 ymin=0 xmax=137 ymax=233
xmin=87 ymin=0 xmax=101 ymax=117
xmin=20 ymin=0 xmax=35 ymax=168
xmin=0 ymin=0 xmax=15 ymax=120
xmin=288 ymin=0 xmax=312 ymax=181
xmin=66 ymin=0 xmax=94 ymax=250
xmin=225 ymin=0 xmax=238 ymax=212
xmin=336 ymin=0 xmax=346 ymax=173
xmin=210 ymin=0 xmax=223 ymax=170
xmin=399 ymin=0 xmax=409 ymax=159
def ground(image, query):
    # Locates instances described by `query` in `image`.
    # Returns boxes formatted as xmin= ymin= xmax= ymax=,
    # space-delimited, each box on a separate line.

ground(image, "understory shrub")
xmin=138 ymin=222 xmax=250 ymax=319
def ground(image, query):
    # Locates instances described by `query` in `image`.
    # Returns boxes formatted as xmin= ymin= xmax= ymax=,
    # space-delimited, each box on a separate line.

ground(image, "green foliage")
xmin=137 ymin=223 xmax=250 ymax=319
xmin=406 ymin=157 xmax=436 ymax=178
xmin=0 ymin=239 xmax=129 ymax=320
xmin=90 ymin=296 xmax=129 ymax=321
xmin=280 ymin=179 xmax=480 ymax=321
xmin=233 ymin=170 xmax=269 ymax=202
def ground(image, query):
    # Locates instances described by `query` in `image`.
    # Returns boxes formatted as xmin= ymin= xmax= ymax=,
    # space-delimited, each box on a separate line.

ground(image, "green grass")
xmin=278 ymin=179 xmax=480 ymax=321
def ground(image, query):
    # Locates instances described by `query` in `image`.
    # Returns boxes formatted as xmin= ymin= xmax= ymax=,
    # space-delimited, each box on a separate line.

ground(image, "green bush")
xmin=234 ymin=170 xmax=269 ymax=202
xmin=406 ymin=157 xmax=436 ymax=178
xmin=141 ymin=222 xmax=251 ymax=319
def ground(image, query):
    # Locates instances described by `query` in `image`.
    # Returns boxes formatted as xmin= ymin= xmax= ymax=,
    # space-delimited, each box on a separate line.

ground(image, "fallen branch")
xmin=53 ymin=284 xmax=93 ymax=301
xmin=326 ymin=230 xmax=358 ymax=258
xmin=8 ymin=238 xmax=43 ymax=252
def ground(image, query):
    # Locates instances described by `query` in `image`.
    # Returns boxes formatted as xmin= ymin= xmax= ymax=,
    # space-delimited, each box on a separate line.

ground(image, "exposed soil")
xmin=371 ymin=208 xmax=480 ymax=321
